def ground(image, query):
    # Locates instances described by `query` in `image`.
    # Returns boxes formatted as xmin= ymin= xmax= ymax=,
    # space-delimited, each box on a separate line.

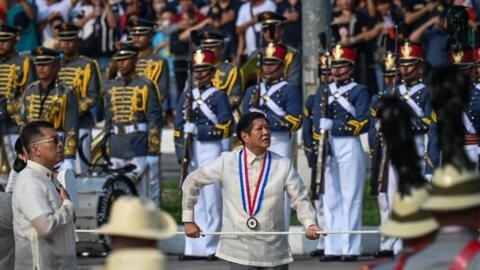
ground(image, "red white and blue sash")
xmin=238 ymin=148 xmax=272 ymax=217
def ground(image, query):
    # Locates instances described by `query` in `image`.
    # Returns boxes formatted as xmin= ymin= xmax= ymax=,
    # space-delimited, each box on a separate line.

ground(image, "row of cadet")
xmin=0 ymin=8 xmax=478 ymax=265
xmin=0 ymin=10 xmax=300 ymax=200
xmin=301 ymin=33 xmax=480 ymax=263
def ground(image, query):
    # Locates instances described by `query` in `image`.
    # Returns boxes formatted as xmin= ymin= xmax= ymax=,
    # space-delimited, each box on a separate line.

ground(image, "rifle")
xmin=311 ymin=32 xmax=330 ymax=198
xmin=370 ymin=27 xmax=398 ymax=195
xmin=252 ymin=23 xmax=267 ymax=108
xmin=179 ymin=30 xmax=199 ymax=189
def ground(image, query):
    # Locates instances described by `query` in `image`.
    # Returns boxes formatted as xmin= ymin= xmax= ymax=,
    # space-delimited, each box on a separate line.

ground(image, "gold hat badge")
xmin=401 ymin=42 xmax=412 ymax=58
xmin=332 ymin=44 xmax=343 ymax=60
xmin=266 ymin=43 xmax=276 ymax=57
xmin=385 ymin=52 xmax=396 ymax=70
xmin=194 ymin=49 xmax=205 ymax=64
xmin=452 ymin=51 xmax=464 ymax=64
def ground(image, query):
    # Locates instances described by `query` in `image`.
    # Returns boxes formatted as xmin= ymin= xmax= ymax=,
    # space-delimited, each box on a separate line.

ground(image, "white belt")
xmin=113 ymin=123 xmax=148 ymax=135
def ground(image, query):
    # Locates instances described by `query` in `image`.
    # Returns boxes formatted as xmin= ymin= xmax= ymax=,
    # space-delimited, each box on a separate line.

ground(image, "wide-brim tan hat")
xmin=91 ymin=248 xmax=165 ymax=270
xmin=422 ymin=164 xmax=480 ymax=211
xmin=94 ymin=196 xmax=177 ymax=239
xmin=380 ymin=187 xmax=439 ymax=239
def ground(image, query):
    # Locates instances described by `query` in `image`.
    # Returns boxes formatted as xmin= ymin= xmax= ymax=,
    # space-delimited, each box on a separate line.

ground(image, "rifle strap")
xmin=462 ymin=112 xmax=477 ymax=134
xmin=398 ymin=83 xmax=425 ymax=117
xmin=260 ymin=81 xmax=288 ymax=117
xmin=328 ymin=82 xmax=357 ymax=117
xmin=192 ymin=87 xmax=219 ymax=124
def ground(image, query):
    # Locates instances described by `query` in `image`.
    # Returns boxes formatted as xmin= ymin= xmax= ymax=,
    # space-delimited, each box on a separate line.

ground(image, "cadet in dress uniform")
xmin=0 ymin=23 xmax=36 ymax=168
xmin=174 ymin=49 xmax=233 ymax=260
xmin=128 ymin=17 xmax=170 ymax=202
xmin=56 ymin=23 xmax=101 ymax=174
xmin=16 ymin=47 xmax=79 ymax=170
xmin=242 ymin=42 xmax=302 ymax=230
xmin=361 ymin=96 xmax=439 ymax=270
xmin=395 ymin=41 xmax=432 ymax=175
xmin=103 ymin=43 xmax=162 ymax=202
xmin=405 ymin=66 xmax=480 ymax=270
xmin=128 ymin=17 xmax=169 ymax=110
xmin=369 ymin=51 xmax=402 ymax=258
xmin=427 ymin=48 xmax=480 ymax=176
xmin=303 ymin=52 xmax=332 ymax=258
xmin=313 ymin=45 xmax=370 ymax=262
xmin=242 ymin=11 xmax=301 ymax=88
xmin=198 ymin=29 xmax=244 ymax=151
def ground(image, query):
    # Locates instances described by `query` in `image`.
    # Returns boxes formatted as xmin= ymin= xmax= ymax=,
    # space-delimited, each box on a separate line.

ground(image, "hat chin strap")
xmin=263 ymin=64 xmax=283 ymax=83
xmin=333 ymin=67 xmax=353 ymax=82
xmin=195 ymin=69 xmax=215 ymax=87
xmin=401 ymin=63 xmax=422 ymax=82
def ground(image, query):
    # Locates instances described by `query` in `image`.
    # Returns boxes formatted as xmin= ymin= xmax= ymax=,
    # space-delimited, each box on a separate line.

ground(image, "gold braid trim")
xmin=284 ymin=51 xmax=293 ymax=79
xmin=421 ymin=117 xmax=431 ymax=125
xmin=370 ymin=106 xmax=377 ymax=118
xmin=431 ymin=110 xmax=437 ymax=123
xmin=173 ymin=129 xmax=181 ymax=138
xmin=312 ymin=131 xmax=321 ymax=141
xmin=64 ymin=129 xmax=77 ymax=156
xmin=16 ymin=58 xmax=29 ymax=87
xmin=57 ymin=95 xmax=67 ymax=130
xmin=284 ymin=114 xmax=301 ymax=131
xmin=148 ymin=125 xmax=161 ymax=153
xmin=81 ymin=63 xmax=92 ymax=98
xmin=145 ymin=59 xmax=162 ymax=83
xmin=6 ymin=65 xmax=16 ymax=99
xmin=213 ymin=67 xmax=237 ymax=96
xmin=347 ymin=119 xmax=368 ymax=136
xmin=215 ymin=120 xmax=232 ymax=138
xmin=303 ymin=106 xmax=311 ymax=117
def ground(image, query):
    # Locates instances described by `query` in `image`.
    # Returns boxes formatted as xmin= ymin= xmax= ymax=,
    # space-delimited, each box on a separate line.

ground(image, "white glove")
xmin=184 ymin=122 xmax=197 ymax=135
xmin=425 ymin=174 xmax=432 ymax=182
xmin=319 ymin=118 xmax=333 ymax=131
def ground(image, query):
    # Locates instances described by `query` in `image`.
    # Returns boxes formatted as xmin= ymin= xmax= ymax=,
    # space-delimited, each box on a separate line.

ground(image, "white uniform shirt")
xmin=182 ymin=148 xmax=316 ymax=267
xmin=12 ymin=160 xmax=76 ymax=270
xmin=0 ymin=193 xmax=14 ymax=270
xmin=235 ymin=0 xmax=276 ymax=56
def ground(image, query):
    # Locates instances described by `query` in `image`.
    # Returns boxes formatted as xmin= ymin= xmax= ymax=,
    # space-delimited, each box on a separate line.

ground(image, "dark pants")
xmin=229 ymin=263 xmax=289 ymax=270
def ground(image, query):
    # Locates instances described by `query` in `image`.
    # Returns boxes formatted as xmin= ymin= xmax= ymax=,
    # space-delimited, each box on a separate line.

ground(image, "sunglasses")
xmin=30 ymin=134 xmax=63 ymax=146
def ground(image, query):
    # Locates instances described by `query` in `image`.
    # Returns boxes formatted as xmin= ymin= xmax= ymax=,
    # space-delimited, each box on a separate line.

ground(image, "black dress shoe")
xmin=341 ymin=255 xmax=358 ymax=262
xmin=374 ymin=250 xmax=394 ymax=258
xmin=206 ymin=254 xmax=218 ymax=261
xmin=178 ymin=255 xmax=206 ymax=261
xmin=319 ymin=255 xmax=341 ymax=262
xmin=310 ymin=249 xmax=325 ymax=257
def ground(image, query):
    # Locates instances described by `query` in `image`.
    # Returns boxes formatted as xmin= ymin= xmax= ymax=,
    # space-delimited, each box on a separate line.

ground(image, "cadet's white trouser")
xmin=323 ymin=136 xmax=366 ymax=256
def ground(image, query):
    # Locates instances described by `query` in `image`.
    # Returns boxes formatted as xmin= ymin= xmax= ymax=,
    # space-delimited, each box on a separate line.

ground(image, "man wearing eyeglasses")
xmin=12 ymin=120 xmax=76 ymax=269
xmin=14 ymin=47 xmax=79 ymax=172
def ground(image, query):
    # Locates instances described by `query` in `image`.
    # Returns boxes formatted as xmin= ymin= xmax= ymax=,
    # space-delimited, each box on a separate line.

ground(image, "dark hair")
xmin=14 ymin=137 xmax=23 ymax=154
xmin=428 ymin=65 xmax=474 ymax=170
xmin=21 ymin=121 xmax=55 ymax=152
xmin=236 ymin=112 xmax=268 ymax=143
xmin=13 ymin=137 xmax=27 ymax=173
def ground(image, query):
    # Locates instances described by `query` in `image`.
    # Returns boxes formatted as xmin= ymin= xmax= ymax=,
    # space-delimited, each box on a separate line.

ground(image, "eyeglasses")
xmin=30 ymin=134 xmax=63 ymax=146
